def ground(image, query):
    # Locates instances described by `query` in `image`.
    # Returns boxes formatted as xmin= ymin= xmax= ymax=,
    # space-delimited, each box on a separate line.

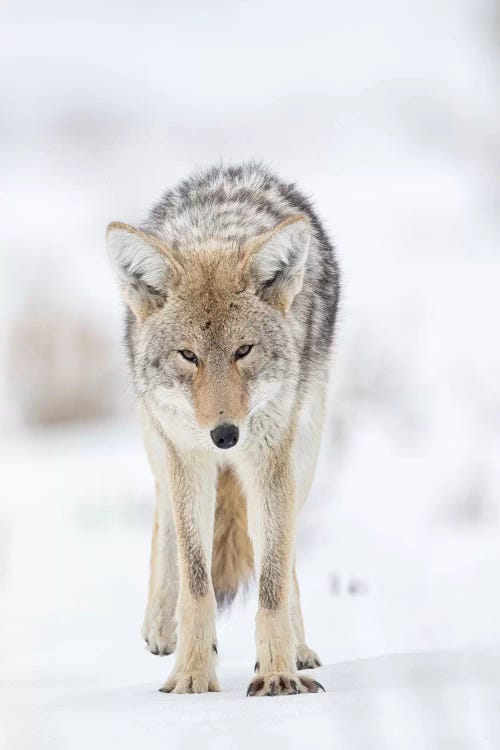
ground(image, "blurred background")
xmin=1 ymin=1 xmax=499 ymax=748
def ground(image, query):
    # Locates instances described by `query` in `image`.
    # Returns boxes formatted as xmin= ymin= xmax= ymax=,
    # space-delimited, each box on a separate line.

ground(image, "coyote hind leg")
xmin=140 ymin=404 xmax=179 ymax=656
xmin=291 ymin=566 xmax=321 ymax=670
xmin=291 ymin=386 xmax=325 ymax=671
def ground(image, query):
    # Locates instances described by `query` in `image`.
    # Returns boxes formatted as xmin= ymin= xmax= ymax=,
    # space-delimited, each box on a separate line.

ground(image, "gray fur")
xmin=125 ymin=162 xmax=340 ymax=399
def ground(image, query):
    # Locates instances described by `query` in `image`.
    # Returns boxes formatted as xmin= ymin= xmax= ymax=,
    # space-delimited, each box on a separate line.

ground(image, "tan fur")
xmin=291 ymin=565 xmax=321 ymax=669
xmin=193 ymin=361 xmax=249 ymax=428
xmin=211 ymin=467 xmax=254 ymax=607
xmin=148 ymin=503 xmax=159 ymax=606
xmin=236 ymin=424 xmax=297 ymax=681
xmin=161 ymin=441 xmax=220 ymax=693
xmin=161 ymin=594 xmax=219 ymax=694
xmin=140 ymin=405 xmax=178 ymax=656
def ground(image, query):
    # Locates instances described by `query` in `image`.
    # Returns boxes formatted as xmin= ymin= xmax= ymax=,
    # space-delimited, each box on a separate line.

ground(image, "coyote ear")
xmin=244 ymin=215 xmax=311 ymax=312
xmin=106 ymin=222 xmax=178 ymax=320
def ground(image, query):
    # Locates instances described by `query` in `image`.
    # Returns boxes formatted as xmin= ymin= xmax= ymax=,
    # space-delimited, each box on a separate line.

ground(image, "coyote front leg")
xmin=240 ymin=443 xmax=325 ymax=697
xmin=160 ymin=445 xmax=220 ymax=694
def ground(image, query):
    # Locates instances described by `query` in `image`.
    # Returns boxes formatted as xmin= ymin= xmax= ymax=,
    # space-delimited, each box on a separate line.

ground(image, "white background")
xmin=1 ymin=1 xmax=499 ymax=747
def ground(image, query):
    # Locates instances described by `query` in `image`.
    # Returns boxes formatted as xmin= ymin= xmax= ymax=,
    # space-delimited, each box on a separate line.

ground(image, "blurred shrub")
xmin=7 ymin=305 xmax=129 ymax=425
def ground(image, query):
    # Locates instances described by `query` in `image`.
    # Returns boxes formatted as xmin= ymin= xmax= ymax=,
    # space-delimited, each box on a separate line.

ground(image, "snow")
xmin=1 ymin=421 xmax=499 ymax=749
xmin=1 ymin=0 xmax=500 ymax=747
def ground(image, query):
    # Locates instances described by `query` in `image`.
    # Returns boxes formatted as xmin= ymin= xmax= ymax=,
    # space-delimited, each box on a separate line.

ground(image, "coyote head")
xmin=107 ymin=215 xmax=311 ymax=450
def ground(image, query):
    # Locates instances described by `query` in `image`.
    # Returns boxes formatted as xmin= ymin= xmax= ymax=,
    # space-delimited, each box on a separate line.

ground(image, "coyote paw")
xmin=142 ymin=606 xmax=177 ymax=656
xmin=160 ymin=670 xmax=220 ymax=694
xmin=296 ymin=643 xmax=322 ymax=670
xmin=246 ymin=671 xmax=325 ymax=697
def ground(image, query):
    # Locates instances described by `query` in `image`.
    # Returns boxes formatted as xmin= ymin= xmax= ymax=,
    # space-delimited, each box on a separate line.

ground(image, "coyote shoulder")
xmin=107 ymin=162 xmax=340 ymax=696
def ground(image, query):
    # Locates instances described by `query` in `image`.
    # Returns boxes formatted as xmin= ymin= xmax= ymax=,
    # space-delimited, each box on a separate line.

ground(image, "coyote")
xmin=107 ymin=163 xmax=340 ymax=696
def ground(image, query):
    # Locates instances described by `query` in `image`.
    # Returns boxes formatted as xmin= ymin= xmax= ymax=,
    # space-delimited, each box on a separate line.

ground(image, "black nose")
xmin=210 ymin=423 xmax=239 ymax=449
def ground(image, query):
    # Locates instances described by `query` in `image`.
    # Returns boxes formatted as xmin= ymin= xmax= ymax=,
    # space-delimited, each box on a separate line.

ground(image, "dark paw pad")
xmin=299 ymin=676 xmax=325 ymax=693
xmin=296 ymin=656 xmax=321 ymax=670
xmin=295 ymin=645 xmax=322 ymax=670
xmin=246 ymin=672 xmax=326 ymax=697
xmin=146 ymin=641 xmax=173 ymax=656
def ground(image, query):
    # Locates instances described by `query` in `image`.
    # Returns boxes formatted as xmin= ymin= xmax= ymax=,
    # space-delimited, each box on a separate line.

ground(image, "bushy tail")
xmin=211 ymin=467 xmax=254 ymax=608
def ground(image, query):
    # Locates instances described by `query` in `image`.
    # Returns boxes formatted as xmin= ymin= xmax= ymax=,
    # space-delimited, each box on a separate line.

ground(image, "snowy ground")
xmin=1 ymin=420 xmax=499 ymax=749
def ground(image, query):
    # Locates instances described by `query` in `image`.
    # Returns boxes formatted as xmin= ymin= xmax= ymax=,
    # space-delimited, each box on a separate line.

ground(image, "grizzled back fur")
xmin=142 ymin=163 xmax=339 ymax=368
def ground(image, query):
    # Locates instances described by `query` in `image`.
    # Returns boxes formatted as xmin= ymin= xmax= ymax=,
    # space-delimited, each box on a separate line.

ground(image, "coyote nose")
xmin=210 ymin=423 xmax=239 ymax=449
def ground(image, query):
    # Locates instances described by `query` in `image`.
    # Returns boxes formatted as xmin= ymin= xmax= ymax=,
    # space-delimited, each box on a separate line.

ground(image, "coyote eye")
xmin=179 ymin=349 xmax=198 ymax=364
xmin=235 ymin=344 xmax=253 ymax=360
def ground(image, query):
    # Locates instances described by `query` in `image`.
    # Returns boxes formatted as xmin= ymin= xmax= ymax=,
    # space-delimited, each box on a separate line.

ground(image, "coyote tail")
xmin=211 ymin=467 xmax=254 ymax=607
